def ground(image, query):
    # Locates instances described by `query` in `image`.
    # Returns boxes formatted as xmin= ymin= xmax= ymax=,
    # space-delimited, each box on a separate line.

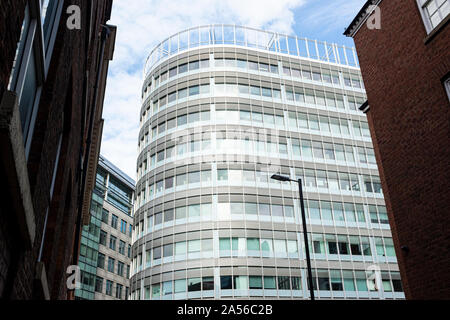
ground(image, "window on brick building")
xmin=8 ymin=1 xmax=63 ymax=158
xmin=445 ymin=77 xmax=450 ymax=102
xmin=417 ymin=0 xmax=450 ymax=33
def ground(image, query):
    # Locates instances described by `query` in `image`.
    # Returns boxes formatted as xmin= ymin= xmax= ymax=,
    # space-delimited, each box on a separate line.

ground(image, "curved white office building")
xmin=131 ymin=25 xmax=404 ymax=300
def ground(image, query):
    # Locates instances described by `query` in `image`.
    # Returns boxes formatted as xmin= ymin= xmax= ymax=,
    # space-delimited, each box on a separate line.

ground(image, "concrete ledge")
xmin=0 ymin=90 xmax=36 ymax=248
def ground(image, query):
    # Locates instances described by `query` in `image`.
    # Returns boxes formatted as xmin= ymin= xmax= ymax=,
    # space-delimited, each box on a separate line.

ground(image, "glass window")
xmin=162 ymin=281 xmax=173 ymax=296
xmin=163 ymin=244 xmax=173 ymax=257
xmin=97 ymin=253 xmax=105 ymax=269
xmin=202 ymin=238 xmax=213 ymax=252
xmin=301 ymin=140 xmax=313 ymax=158
xmin=274 ymin=240 xmax=286 ymax=253
xmin=189 ymin=60 xmax=199 ymax=71
xmin=333 ymin=203 xmax=345 ymax=221
xmin=272 ymin=205 xmax=283 ymax=217
xmin=165 ymin=176 xmax=174 ymax=189
xmin=355 ymin=271 xmax=368 ymax=291
xmin=154 ymin=212 xmax=162 ymax=225
xmin=284 ymin=206 xmax=294 ymax=217
xmin=249 ymin=61 xmax=259 ymax=70
xmin=109 ymin=236 xmax=117 ymax=251
xmin=175 ymin=279 xmax=186 ymax=293
xmin=249 ymin=276 xmax=263 ymax=289
xmin=153 ymin=246 xmax=161 ymax=260
xmin=111 ymin=215 xmax=118 ymax=229
xmin=309 ymin=115 xmax=320 ymax=130
xmin=188 ymin=278 xmax=201 ymax=292
xmin=262 ymin=87 xmax=272 ymax=97
xmin=176 ymin=173 xmax=187 ymax=186
xmin=188 ymin=112 xmax=200 ymax=123
xmin=238 ymin=84 xmax=249 ymax=94
xmin=200 ymin=59 xmax=210 ymax=68
xmin=175 ymin=206 xmax=187 ymax=220
xmin=234 ymin=276 xmax=248 ymax=290
xmin=179 ymin=63 xmax=188 ymax=73
xmin=202 ymin=277 xmax=214 ymax=291
xmin=247 ymin=238 xmax=260 ymax=251
xmin=250 ymin=86 xmax=261 ymax=96
xmin=221 ymin=276 xmax=233 ymax=289
xmin=189 ymin=85 xmax=199 ymax=96
xmin=188 ymin=239 xmax=201 ymax=253
xmin=188 ymin=204 xmax=200 ymax=217
xmin=273 ymin=89 xmax=281 ymax=99
xmin=188 ymin=171 xmax=201 ymax=184
xmin=270 ymin=64 xmax=279 ymax=74
xmin=302 ymin=69 xmax=312 ymax=79
xmin=245 ymin=203 xmax=258 ymax=215
xmin=259 ymin=204 xmax=270 ymax=216
xmin=219 ymin=238 xmax=231 ymax=251
xmin=419 ymin=0 xmax=450 ymax=32
xmin=344 ymin=203 xmax=357 ymax=222
xmin=253 ymin=112 xmax=263 ymax=122
xmin=237 ymin=59 xmax=247 ymax=69
xmin=178 ymin=88 xmax=188 ymax=99
xmin=278 ymin=276 xmax=291 ymax=290
xmin=263 ymin=276 xmax=276 ymax=289
xmin=99 ymin=230 xmax=107 ymax=246
xmin=230 ymin=202 xmax=244 ymax=215
xmin=260 ymin=239 xmax=273 ymax=252
xmin=175 ymin=241 xmax=186 ymax=255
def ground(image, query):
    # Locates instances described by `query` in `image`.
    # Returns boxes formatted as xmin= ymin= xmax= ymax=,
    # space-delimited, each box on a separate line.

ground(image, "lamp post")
xmin=271 ymin=174 xmax=315 ymax=301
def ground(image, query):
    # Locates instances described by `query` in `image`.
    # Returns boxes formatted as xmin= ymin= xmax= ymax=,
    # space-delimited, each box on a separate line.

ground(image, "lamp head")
xmin=271 ymin=174 xmax=291 ymax=182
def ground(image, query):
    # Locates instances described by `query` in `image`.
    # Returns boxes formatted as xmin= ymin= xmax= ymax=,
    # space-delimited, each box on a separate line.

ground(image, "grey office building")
xmin=131 ymin=25 xmax=404 ymax=300
xmin=76 ymin=155 xmax=134 ymax=300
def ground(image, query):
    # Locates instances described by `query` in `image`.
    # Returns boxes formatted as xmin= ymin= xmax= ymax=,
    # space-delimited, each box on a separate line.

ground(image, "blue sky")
xmin=101 ymin=0 xmax=366 ymax=178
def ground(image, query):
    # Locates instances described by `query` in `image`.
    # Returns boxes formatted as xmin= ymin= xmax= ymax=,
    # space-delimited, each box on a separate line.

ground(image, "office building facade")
xmin=75 ymin=155 xmax=134 ymax=300
xmin=345 ymin=0 xmax=450 ymax=299
xmin=0 ymin=0 xmax=115 ymax=299
xmin=131 ymin=25 xmax=404 ymax=300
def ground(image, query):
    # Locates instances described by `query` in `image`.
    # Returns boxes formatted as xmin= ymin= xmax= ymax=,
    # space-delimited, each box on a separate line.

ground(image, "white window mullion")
xmin=417 ymin=0 xmax=450 ymax=34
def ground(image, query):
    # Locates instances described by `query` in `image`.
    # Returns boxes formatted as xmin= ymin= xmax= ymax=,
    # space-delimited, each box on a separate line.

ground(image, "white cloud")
xmin=300 ymin=0 xmax=366 ymax=34
xmin=101 ymin=0 xmax=306 ymax=178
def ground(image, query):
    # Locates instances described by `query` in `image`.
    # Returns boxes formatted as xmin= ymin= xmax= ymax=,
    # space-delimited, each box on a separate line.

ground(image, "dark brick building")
xmin=345 ymin=0 xmax=450 ymax=299
xmin=0 ymin=0 xmax=116 ymax=299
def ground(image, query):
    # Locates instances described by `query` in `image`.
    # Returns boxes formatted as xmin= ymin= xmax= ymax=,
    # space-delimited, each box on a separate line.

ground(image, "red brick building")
xmin=0 ymin=0 xmax=116 ymax=299
xmin=345 ymin=0 xmax=450 ymax=299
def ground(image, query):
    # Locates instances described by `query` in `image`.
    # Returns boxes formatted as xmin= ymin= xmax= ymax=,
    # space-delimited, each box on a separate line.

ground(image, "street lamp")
xmin=271 ymin=174 xmax=315 ymax=301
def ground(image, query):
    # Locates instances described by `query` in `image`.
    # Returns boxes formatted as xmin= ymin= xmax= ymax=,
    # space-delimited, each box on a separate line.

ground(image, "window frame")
xmin=8 ymin=1 xmax=63 ymax=158
xmin=444 ymin=77 xmax=450 ymax=102
xmin=416 ymin=0 xmax=450 ymax=34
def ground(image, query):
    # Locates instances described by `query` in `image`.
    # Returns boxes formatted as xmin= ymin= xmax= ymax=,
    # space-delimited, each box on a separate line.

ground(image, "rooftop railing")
xmin=144 ymin=24 xmax=360 ymax=76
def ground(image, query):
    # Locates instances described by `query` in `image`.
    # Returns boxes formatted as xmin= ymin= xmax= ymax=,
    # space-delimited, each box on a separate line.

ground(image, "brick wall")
xmin=352 ymin=0 xmax=450 ymax=299
xmin=0 ymin=0 xmax=114 ymax=299
xmin=0 ymin=0 xmax=28 ymax=299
